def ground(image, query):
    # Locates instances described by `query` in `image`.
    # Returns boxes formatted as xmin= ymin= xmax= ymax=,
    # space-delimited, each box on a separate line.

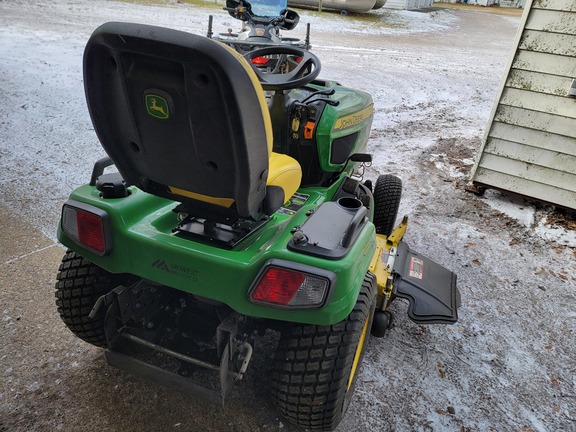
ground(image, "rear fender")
xmin=57 ymin=184 xmax=377 ymax=326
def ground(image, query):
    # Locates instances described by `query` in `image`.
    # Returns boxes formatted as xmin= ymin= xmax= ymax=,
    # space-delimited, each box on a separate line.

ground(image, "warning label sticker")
xmin=278 ymin=192 xmax=310 ymax=216
xmin=409 ymin=256 xmax=424 ymax=280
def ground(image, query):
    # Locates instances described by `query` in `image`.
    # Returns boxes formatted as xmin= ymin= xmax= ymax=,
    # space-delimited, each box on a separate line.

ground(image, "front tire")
xmin=271 ymin=273 xmax=377 ymax=431
xmin=55 ymin=250 xmax=132 ymax=348
xmin=373 ymin=174 xmax=402 ymax=236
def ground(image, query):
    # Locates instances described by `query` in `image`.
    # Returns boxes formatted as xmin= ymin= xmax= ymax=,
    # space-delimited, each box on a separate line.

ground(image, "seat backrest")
xmin=83 ymin=22 xmax=273 ymax=222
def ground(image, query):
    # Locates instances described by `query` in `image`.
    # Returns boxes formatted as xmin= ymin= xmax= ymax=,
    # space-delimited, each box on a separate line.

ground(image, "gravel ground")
xmin=1 ymin=1 xmax=575 ymax=431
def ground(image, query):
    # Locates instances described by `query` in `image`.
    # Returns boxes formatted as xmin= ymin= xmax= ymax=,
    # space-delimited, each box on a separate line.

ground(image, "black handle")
xmin=90 ymin=156 xmax=114 ymax=186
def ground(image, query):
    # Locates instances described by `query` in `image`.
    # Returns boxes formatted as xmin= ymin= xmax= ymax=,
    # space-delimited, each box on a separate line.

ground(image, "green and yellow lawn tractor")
xmin=55 ymin=21 xmax=460 ymax=431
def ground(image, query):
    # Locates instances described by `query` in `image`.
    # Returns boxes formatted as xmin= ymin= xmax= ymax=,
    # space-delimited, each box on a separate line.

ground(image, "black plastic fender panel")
xmin=287 ymin=198 xmax=368 ymax=260
xmin=392 ymin=241 xmax=460 ymax=324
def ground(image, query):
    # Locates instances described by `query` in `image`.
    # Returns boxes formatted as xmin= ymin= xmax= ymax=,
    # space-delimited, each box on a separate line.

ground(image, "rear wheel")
xmin=55 ymin=250 xmax=133 ymax=348
xmin=373 ymin=174 xmax=402 ymax=236
xmin=271 ymin=273 xmax=377 ymax=431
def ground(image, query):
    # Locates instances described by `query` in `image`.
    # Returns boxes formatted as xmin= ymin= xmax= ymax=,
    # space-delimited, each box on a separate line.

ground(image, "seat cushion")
xmin=268 ymin=152 xmax=302 ymax=204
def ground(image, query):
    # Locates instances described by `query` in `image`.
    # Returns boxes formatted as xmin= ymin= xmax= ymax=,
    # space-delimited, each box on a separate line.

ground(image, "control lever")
xmin=306 ymin=98 xmax=339 ymax=106
xmin=300 ymin=88 xmax=335 ymax=104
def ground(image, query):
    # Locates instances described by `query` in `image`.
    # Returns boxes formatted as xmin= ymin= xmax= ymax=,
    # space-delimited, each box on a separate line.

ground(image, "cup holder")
xmin=337 ymin=197 xmax=362 ymax=210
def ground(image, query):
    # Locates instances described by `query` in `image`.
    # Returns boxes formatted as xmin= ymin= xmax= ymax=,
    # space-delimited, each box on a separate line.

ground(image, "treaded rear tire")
xmin=271 ymin=273 xmax=377 ymax=431
xmin=55 ymin=250 xmax=131 ymax=348
xmin=373 ymin=174 xmax=402 ymax=236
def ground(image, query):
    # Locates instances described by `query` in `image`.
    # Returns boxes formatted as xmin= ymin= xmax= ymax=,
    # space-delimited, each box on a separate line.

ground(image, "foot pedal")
xmin=342 ymin=177 xmax=360 ymax=194
xmin=392 ymin=242 xmax=460 ymax=324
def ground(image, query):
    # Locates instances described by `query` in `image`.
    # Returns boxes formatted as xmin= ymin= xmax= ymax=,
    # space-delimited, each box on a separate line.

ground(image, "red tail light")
xmin=61 ymin=201 xmax=112 ymax=255
xmin=251 ymin=56 xmax=270 ymax=65
xmin=77 ymin=210 xmax=106 ymax=253
xmin=249 ymin=261 xmax=334 ymax=308
xmin=251 ymin=268 xmax=306 ymax=305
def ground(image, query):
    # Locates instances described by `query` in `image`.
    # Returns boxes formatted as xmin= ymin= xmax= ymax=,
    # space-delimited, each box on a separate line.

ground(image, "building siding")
xmin=434 ymin=0 xmax=497 ymax=5
xmin=471 ymin=0 xmax=576 ymax=210
xmin=383 ymin=0 xmax=433 ymax=9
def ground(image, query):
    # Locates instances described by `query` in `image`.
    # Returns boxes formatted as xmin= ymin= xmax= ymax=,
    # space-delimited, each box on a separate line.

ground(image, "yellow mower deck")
xmin=369 ymin=217 xmax=459 ymax=325
xmin=369 ymin=216 xmax=408 ymax=311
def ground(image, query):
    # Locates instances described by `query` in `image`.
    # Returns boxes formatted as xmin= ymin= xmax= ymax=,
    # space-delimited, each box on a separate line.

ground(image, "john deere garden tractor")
xmin=55 ymin=20 xmax=460 ymax=431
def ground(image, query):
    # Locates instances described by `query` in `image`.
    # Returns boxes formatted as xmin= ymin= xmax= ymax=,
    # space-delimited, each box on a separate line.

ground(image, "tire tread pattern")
xmin=373 ymin=174 xmax=402 ymax=236
xmin=54 ymin=250 xmax=123 ymax=347
xmin=271 ymin=273 xmax=377 ymax=431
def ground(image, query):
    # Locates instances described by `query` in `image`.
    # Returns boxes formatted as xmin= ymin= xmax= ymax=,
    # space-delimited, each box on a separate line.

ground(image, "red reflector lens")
xmin=77 ymin=210 xmax=105 ymax=254
xmin=251 ymin=268 xmax=305 ymax=306
xmin=251 ymin=56 xmax=270 ymax=65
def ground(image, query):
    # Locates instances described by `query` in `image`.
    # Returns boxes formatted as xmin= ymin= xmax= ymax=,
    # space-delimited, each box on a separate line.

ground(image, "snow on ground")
xmin=1 ymin=1 xmax=575 ymax=431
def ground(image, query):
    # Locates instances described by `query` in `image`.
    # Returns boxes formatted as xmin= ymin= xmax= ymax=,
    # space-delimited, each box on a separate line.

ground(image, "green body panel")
xmin=58 ymin=76 xmax=378 ymax=326
xmin=313 ymin=82 xmax=374 ymax=172
xmin=58 ymin=182 xmax=377 ymax=326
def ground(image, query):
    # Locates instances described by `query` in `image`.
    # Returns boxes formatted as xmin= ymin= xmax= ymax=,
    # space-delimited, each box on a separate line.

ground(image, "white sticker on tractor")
xmin=409 ymin=257 xmax=424 ymax=280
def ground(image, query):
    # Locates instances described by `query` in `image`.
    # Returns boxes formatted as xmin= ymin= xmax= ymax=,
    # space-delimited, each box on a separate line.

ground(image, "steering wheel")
xmin=243 ymin=46 xmax=321 ymax=91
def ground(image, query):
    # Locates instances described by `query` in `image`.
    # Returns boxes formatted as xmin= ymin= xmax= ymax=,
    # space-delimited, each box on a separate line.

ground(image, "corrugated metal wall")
xmin=470 ymin=0 xmax=576 ymax=210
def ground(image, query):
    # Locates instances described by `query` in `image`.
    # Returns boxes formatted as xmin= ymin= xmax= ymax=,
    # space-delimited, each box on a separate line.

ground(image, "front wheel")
xmin=271 ymin=273 xmax=377 ymax=431
xmin=373 ymin=174 xmax=402 ymax=237
xmin=55 ymin=250 xmax=133 ymax=348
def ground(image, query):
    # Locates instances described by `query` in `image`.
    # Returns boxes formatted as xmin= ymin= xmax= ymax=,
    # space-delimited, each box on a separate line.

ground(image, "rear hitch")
xmin=101 ymin=281 xmax=256 ymax=404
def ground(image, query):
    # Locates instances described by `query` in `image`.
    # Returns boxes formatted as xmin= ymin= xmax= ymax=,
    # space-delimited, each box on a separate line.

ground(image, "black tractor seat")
xmin=84 ymin=22 xmax=302 ymax=231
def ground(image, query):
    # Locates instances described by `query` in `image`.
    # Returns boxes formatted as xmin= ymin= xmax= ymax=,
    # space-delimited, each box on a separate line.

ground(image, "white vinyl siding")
xmin=471 ymin=0 xmax=576 ymax=209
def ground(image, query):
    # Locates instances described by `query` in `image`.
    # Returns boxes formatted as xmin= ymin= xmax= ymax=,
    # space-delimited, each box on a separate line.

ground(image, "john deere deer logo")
xmin=145 ymin=94 xmax=169 ymax=120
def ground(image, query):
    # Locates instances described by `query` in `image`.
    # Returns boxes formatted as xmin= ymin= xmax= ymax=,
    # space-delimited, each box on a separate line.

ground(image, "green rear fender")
xmin=58 ymin=185 xmax=377 ymax=326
